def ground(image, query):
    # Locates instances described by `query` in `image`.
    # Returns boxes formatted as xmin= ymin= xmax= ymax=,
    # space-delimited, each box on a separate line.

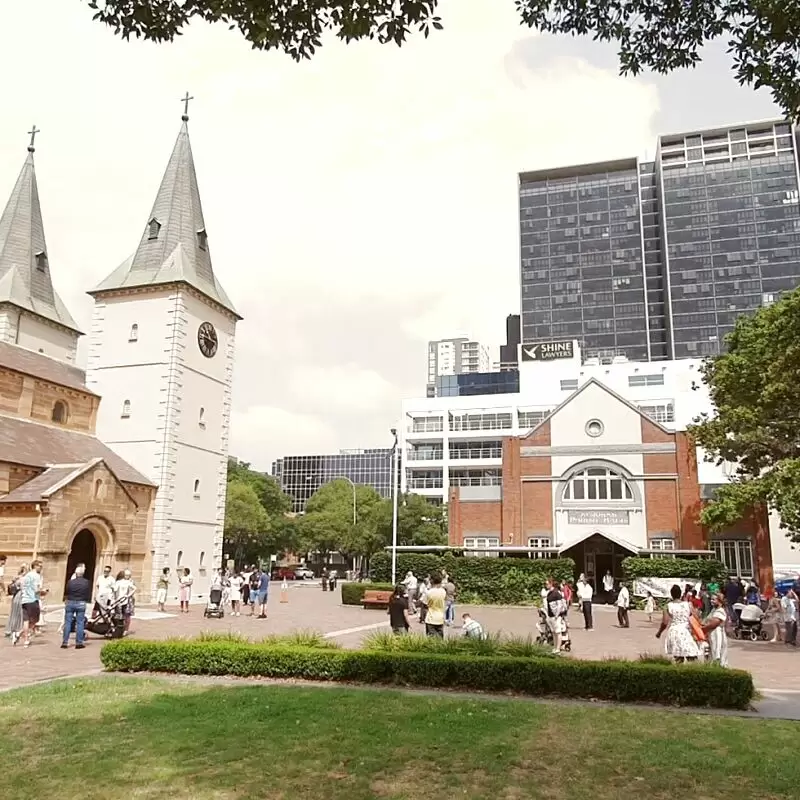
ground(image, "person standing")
xmin=178 ymin=568 xmax=193 ymax=613
xmin=444 ymin=576 xmax=456 ymax=626
xmin=229 ymin=570 xmax=244 ymax=616
xmin=702 ymin=592 xmax=729 ymax=667
xmin=61 ymin=564 xmax=91 ymax=649
xmin=256 ymin=567 xmax=270 ymax=619
xmin=402 ymin=571 xmax=418 ymax=613
xmin=616 ymin=582 xmax=630 ymax=628
xmin=4 ymin=566 xmax=25 ymax=642
xmin=0 ymin=553 xmax=6 ymax=601
xmin=576 ymin=575 xmax=594 ymax=630
xmin=388 ymin=585 xmax=413 ymax=634
xmin=156 ymin=567 xmax=170 ymax=612
xmin=115 ymin=569 xmax=137 ymax=635
xmin=781 ymin=589 xmax=798 ymax=646
xmin=425 ymin=574 xmax=447 ymax=638
xmin=656 ymin=584 xmax=701 ymax=663
xmin=417 ymin=577 xmax=430 ymax=624
xmin=248 ymin=567 xmax=262 ymax=616
xmin=643 ymin=591 xmax=656 ymax=623
xmin=95 ymin=565 xmax=115 ymax=610
xmin=602 ymin=570 xmax=614 ymax=603
xmin=544 ymin=577 xmax=567 ymax=654
xmin=20 ymin=560 xmax=45 ymax=648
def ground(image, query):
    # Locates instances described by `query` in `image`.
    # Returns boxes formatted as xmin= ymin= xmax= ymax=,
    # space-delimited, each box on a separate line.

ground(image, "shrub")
xmin=188 ymin=630 xmax=340 ymax=649
xmin=369 ymin=553 xmax=574 ymax=605
xmin=341 ymin=582 xmax=395 ymax=606
xmin=362 ymin=631 xmax=554 ymax=659
xmin=622 ymin=557 xmax=727 ymax=583
xmin=100 ymin=638 xmax=755 ymax=710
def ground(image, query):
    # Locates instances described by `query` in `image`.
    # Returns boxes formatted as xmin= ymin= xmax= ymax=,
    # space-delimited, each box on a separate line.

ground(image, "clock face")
xmin=198 ymin=322 xmax=218 ymax=358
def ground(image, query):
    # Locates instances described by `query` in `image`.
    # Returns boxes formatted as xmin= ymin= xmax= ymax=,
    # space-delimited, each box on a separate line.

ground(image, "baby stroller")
xmin=204 ymin=587 xmax=225 ymax=619
xmin=535 ymin=608 xmax=572 ymax=652
xmin=85 ymin=598 xmax=126 ymax=639
xmin=732 ymin=602 xmax=769 ymax=641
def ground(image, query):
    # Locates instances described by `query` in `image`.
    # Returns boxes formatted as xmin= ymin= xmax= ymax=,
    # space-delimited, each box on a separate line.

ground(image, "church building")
xmin=0 ymin=136 xmax=156 ymax=593
xmin=0 ymin=105 xmax=239 ymax=602
xmin=85 ymin=104 xmax=240 ymax=602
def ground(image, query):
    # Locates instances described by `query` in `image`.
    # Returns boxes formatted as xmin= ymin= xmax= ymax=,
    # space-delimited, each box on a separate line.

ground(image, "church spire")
xmin=0 ymin=128 xmax=81 ymax=334
xmin=91 ymin=97 xmax=239 ymax=318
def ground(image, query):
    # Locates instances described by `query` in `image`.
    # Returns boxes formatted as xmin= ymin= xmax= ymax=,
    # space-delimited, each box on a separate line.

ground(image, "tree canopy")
xmin=86 ymin=1 xmax=800 ymax=118
xmin=690 ymin=288 xmax=800 ymax=541
xmin=223 ymin=458 xmax=296 ymax=564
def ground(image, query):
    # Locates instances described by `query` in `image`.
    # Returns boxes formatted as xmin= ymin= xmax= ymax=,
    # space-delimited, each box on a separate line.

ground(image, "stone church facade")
xmin=0 ymin=108 xmax=237 ymax=600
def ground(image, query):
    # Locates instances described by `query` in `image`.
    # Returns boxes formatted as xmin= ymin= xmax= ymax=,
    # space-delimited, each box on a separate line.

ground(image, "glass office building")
xmin=272 ymin=448 xmax=396 ymax=513
xmin=519 ymin=119 xmax=800 ymax=361
xmin=434 ymin=369 xmax=520 ymax=397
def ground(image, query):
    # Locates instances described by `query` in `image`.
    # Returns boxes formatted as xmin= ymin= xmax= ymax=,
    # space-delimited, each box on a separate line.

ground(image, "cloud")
xmin=0 ymin=0 xmax=779 ymax=472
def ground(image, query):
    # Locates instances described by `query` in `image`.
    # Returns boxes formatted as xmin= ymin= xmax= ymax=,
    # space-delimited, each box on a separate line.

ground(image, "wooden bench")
xmin=362 ymin=590 xmax=392 ymax=609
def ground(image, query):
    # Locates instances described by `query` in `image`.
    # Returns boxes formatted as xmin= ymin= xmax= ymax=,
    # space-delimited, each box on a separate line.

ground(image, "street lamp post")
xmin=390 ymin=427 xmax=400 ymax=585
xmin=331 ymin=476 xmax=357 ymax=525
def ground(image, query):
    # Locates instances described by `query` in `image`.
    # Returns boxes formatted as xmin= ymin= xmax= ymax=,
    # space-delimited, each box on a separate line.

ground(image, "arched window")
xmin=199 ymin=551 xmax=206 ymax=568
xmin=121 ymin=399 xmax=131 ymax=418
xmin=129 ymin=323 xmax=139 ymax=342
xmin=193 ymin=479 xmax=200 ymax=497
xmin=563 ymin=467 xmax=634 ymax=502
xmin=51 ymin=400 xmax=68 ymax=424
xmin=177 ymin=550 xmax=183 ymax=567
xmin=198 ymin=407 xmax=205 ymax=428
xmin=148 ymin=218 xmax=161 ymax=240
xmin=94 ymin=479 xmax=104 ymax=499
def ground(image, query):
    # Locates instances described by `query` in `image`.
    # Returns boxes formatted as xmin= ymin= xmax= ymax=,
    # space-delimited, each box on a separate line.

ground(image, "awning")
xmin=558 ymin=529 xmax=640 ymax=555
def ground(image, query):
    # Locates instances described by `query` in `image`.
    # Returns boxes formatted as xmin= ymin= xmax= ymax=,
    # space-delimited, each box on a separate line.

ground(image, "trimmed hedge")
xmin=341 ymin=582 xmax=395 ymax=606
xmin=622 ymin=557 xmax=727 ymax=583
xmin=369 ymin=552 xmax=575 ymax=605
xmin=100 ymin=639 xmax=755 ymax=710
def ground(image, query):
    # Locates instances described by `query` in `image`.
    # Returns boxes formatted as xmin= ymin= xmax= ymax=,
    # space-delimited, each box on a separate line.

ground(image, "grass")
xmin=0 ymin=677 xmax=798 ymax=799
xmin=363 ymin=629 xmax=554 ymax=658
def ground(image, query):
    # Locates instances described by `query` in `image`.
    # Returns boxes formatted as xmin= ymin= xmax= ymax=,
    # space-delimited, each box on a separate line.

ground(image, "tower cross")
xmin=27 ymin=125 xmax=40 ymax=153
xmin=181 ymin=92 xmax=194 ymax=121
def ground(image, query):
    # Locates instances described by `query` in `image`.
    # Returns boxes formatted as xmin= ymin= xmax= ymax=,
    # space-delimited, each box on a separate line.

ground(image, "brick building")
xmin=0 ymin=140 xmax=155 ymax=597
xmin=448 ymin=378 xmax=772 ymax=588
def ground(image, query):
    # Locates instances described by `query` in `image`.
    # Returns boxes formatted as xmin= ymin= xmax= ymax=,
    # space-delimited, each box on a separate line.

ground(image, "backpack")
xmin=8 ymin=581 xmax=19 ymax=597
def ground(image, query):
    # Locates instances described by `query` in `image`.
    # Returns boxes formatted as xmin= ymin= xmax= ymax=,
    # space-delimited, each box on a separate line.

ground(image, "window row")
xmin=120 ymin=401 xmax=207 ymax=427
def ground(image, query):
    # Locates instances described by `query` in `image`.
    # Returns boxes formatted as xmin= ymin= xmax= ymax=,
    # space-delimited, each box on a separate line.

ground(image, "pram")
xmin=204 ymin=587 xmax=225 ymax=619
xmin=732 ymin=602 xmax=769 ymax=641
xmin=535 ymin=608 xmax=572 ymax=652
xmin=85 ymin=598 xmax=126 ymax=639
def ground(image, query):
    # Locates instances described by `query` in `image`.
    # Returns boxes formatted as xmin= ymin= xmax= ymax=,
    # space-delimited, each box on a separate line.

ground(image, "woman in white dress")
xmin=229 ymin=571 xmax=244 ymax=616
xmin=702 ymin=592 xmax=729 ymax=667
xmin=656 ymin=584 xmax=701 ymax=662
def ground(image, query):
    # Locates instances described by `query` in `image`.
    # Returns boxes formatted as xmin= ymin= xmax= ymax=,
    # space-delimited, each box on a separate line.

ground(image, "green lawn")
xmin=0 ymin=677 xmax=798 ymax=799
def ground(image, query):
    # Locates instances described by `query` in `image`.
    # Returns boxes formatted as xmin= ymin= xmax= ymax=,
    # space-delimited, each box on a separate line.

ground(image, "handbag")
xmin=688 ymin=612 xmax=706 ymax=643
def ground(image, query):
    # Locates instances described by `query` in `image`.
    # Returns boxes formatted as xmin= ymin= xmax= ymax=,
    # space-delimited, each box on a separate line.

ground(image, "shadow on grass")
xmin=0 ymin=677 xmax=798 ymax=800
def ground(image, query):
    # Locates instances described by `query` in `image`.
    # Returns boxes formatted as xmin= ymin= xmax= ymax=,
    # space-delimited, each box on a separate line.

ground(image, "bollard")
xmin=280 ymin=579 xmax=289 ymax=603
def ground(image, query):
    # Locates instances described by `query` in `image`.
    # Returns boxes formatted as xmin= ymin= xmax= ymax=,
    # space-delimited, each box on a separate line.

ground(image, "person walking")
xmin=61 ymin=564 xmax=91 ymax=650
xmin=417 ymin=578 xmax=430 ymax=624
xmin=424 ymin=574 xmax=446 ymax=638
xmin=781 ymin=588 xmax=798 ymax=646
xmin=656 ymin=584 xmax=701 ymax=663
xmin=702 ymin=592 xmax=729 ymax=667
xmin=643 ymin=591 xmax=656 ymax=623
xmin=444 ymin=576 xmax=456 ymax=626
xmin=388 ymin=585 xmax=413 ymax=634
xmin=4 ymin=566 xmax=25 ymax=642
xmin=576 ymin=574 xmax=593 ymax=630
xmin=616 ymin=582 xmax=630 ymax=628
xmin=544 ymin=577 xmax=567 ymax=654
xmin=248 ymin=567 xmax=262 ymax=616
xmin=115 ymin=569 xmax=137 ymax=635
xmin=19 ymin=560 xmax=46 ymax=648
xmin=255 ymin=567 xmax=270 ymax=619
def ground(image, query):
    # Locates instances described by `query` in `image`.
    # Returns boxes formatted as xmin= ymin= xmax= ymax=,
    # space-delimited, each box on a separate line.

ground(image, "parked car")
xmin=271 ymin=566 xmax=296 ymax=581
xmin=294 ymin=567 xmax=315 ymax=580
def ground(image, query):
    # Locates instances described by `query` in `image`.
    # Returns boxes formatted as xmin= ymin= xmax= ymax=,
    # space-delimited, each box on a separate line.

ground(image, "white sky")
xmin=0 ymin=0 xmax=778 ymax=471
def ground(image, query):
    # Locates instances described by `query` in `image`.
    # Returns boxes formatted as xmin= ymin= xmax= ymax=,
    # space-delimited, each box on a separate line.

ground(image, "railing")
xmin=449 ymin=419 xmax=513 ymax=432
xmin=449 ymin=448 xmax=503 ymax=460
xmin=408 ymin=421 xmax=444 ymax=433
xmin=406 ymin=450 xmax=444 ymax=461
xmin=449 ymin=476 xmax=503 ymax=487
xmin=407 ymin=477 xmax=444 ymax=489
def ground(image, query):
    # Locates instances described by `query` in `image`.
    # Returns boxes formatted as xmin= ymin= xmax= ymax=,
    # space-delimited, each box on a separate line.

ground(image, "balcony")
xmin=449 ymin=447 xmax=502 ymax=460
xmin=407 ymin=477 xmax=444 ymax=489
xmin=406 ymin=450 xmax=444 ymax=462
xmin=407 ymin=419 xmax=444 ymax=434
xmin=449 ymin=475 xmax=503 ymax=487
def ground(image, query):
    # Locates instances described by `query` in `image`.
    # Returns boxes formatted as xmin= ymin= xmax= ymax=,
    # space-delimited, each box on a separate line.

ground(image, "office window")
xmin=628 ymin=374 xmax=665 ymax=387
xmin=129 ymin=323 xmax=139 ymax=342
xmin=560 ymin=379 xmax=578 ymax=391
xmin=527 ymin=537 xmax=551 ymax=559
xmin=638 ymin=402 xmax=675 ymax=423
xmin=121 ymin=399 xmax=131 ymax=418
xmin=649 ymin=538 xmax=676 ymax=559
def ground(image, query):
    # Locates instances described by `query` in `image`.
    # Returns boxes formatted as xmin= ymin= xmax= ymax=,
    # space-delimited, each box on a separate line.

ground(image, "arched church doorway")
xmin=65 ymin=529 xmax=98 ymax=592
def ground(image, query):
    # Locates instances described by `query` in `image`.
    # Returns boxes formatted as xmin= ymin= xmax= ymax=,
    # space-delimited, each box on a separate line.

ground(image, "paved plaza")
xmin=2 ymin=582 xmax=799 ymax=697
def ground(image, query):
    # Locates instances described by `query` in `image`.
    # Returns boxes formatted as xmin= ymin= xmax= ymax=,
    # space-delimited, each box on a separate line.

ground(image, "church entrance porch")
xmin=560 ymin=531 xmax=639 ymax=601
xmin=64 ymin=528 xmax=98 ymax=592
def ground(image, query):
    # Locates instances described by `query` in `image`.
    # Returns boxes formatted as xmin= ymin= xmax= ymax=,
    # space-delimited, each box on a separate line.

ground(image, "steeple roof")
xmin=0 ymin=148 xmax=81 ymax=333
xmin=91 ymin=118 xmax=239 ymax=318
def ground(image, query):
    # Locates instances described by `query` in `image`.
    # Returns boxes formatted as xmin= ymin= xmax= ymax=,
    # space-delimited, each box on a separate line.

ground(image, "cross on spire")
xmin=27 ymin=125 xmax=40 ymax=153
xmin=181 ymin=92 xmax=194 ymax=121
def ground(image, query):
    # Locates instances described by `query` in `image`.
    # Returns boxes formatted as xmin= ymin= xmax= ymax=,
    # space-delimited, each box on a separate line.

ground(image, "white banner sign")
xmin=633 ymin=577 xmax=701 ymax=598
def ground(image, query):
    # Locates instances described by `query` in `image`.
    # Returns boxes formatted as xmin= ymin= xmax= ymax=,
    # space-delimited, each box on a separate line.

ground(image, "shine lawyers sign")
xmin=521 ymin=341 xmax=574 ymax=362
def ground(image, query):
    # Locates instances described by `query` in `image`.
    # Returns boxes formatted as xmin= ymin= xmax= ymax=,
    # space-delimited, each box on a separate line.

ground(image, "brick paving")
xmin=1 ymin=584 xmax=799 ymax=693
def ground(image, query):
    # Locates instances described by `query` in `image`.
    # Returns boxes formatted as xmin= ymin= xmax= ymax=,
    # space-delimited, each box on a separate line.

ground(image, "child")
xmin=644 ymin=591 xmax=656 ymax=623
xmin=462 ymin=613 xmax=485 ymax=640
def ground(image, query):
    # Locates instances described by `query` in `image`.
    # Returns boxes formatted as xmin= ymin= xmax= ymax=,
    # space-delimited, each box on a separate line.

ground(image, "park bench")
xmin=362 ymin=590 xmax=392 ymax=609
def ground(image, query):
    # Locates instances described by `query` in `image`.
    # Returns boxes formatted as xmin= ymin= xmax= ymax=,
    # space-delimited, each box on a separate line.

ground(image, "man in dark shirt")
xmin=61 ymin=563 xmax=92 ymax=650
xmin=544 ymin=577 xmax=567 ymax=653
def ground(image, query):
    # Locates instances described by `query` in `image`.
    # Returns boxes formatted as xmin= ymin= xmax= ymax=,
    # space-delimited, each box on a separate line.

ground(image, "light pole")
xmin=331 ymin=476 xmax=357 ymax=525
xmin=390 ymin=427 xmax=400 ymax=584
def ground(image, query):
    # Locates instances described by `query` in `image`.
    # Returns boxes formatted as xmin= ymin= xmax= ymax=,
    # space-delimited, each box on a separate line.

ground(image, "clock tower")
xmin=85 ymin=104 xmax=240 ymax=602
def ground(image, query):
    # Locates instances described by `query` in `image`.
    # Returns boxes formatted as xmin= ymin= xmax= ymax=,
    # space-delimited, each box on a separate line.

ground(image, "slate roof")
xmin=90 ymin=120 xmax=239 ymax=318
xmin=0 ymin=414 xmax=154 ymax=486
xmin=0 ymin=340 xmax=93 ymax=394
xmin=0 ymin=150 xmax=81 ymax=333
